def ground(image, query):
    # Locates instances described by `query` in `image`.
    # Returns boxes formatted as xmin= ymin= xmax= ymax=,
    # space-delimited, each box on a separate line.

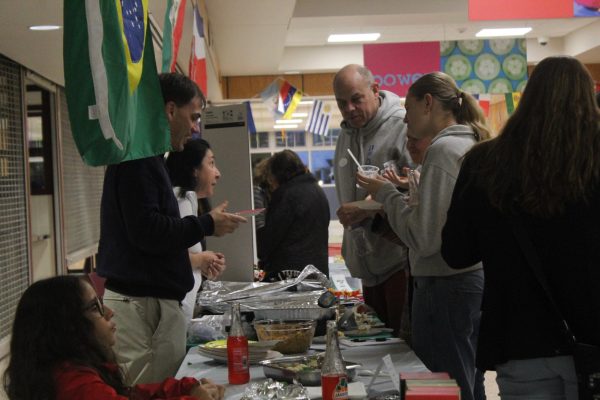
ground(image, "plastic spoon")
xmin=346 ymin=149 xmax=364 ymax=172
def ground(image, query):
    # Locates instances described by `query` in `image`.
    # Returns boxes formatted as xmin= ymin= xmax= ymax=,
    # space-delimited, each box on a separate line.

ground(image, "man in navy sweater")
xmin=97 ymin=73 xmax=246 ymax=384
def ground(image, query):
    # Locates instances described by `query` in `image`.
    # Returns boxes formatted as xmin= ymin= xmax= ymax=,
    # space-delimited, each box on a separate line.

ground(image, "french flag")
xmin=189 ymin=4 xmax=207 ymax=96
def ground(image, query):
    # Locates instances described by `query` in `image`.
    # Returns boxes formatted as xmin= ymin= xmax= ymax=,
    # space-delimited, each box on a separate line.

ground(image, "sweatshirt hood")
xmin=340 ymin=90 xmax=404 ymax=138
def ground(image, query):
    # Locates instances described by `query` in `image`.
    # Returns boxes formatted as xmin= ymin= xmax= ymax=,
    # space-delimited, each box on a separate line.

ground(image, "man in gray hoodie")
xmin=333 ymin=64 xmax=413 ymax=336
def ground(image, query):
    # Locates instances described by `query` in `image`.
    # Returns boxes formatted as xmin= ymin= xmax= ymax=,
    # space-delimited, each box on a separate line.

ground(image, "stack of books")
xmin=400 ymin=372 xmax=461 ymax=399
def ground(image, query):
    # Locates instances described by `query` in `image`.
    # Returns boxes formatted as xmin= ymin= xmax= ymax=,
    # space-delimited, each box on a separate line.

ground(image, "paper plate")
xmin=235 ymin=208 xmax=266 ymax=217
xmin=197 ymin=347 xmax=282 ymax=364
xmin=348 ymin=199 xmax=382 ymax=210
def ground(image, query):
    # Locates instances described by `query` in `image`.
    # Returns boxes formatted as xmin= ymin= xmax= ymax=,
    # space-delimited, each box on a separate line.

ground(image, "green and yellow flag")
xmin=64 ymin=0 xmax=170 ymax=166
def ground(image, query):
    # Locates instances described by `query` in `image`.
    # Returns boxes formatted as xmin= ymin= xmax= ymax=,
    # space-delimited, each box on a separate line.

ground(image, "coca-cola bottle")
xmin=321 ymin=320 xmax=348 ymax=400
xmin=227 ymin=302 xmax=249 ymax=384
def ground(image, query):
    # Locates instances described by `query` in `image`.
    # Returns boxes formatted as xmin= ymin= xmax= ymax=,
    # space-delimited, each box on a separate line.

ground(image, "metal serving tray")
xmin=260 ymin=354 xmax=360 ymax=386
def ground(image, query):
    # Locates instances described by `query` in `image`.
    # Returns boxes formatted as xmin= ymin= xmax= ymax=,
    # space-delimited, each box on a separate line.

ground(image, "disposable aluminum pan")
xmin=197 ymin=265 xmax=333 ymax=316
xmin=253 ymin=307 xmax=334 ymax=321
xmin=260 ymin=354 xmax=360 ymax=386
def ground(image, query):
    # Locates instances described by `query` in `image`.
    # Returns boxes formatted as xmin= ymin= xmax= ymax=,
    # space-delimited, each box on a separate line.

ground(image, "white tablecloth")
xmin=176 ymin=340 xmax=428 ymax=399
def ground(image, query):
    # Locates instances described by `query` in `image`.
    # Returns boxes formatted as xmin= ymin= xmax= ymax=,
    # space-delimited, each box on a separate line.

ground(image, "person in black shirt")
xmin=97 ymin=73 xmax=245 ymax=385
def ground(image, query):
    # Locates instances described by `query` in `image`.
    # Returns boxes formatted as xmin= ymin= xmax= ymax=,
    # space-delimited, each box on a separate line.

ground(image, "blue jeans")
xmin=411 ymin=270 xmax=484 ymax=400
xmin=495 ymin=356 xmax=577 ymax=400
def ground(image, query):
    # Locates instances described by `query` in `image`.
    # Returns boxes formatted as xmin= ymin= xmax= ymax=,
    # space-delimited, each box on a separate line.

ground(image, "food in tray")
xmin=276 ymin=357 xmax=321 ymax=372
xmin=260 ymin=354 xmax=360 ymax=386
xmin=254 ymin=320 xmax=316 ymax=354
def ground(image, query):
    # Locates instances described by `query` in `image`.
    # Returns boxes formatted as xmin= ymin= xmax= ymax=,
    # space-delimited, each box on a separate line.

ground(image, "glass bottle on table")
xmin=227 ymin=302 xmax=249 ymax=384
xmin=321 ymin=320 xmax=348 ymax=400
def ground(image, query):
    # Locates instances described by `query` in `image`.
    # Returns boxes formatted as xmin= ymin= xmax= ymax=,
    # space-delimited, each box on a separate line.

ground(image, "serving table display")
xmin=176 ymin=340 xmax=428 ymax=399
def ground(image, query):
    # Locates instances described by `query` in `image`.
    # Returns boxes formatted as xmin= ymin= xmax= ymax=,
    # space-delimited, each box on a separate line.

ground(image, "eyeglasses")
xmin=192 ymin=113 xmax=202 ymax=128
xmin=83 ymin=297 xmax=105 ymax=317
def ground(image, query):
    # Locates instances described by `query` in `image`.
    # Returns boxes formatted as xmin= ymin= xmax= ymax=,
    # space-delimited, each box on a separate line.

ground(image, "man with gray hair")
xmin=333 ymin=64 xmax=413 ymax=336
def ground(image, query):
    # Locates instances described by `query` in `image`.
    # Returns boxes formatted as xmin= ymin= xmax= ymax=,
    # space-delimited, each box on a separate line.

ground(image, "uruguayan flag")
xmin=305 ymin=100 xmax=332 ymax=136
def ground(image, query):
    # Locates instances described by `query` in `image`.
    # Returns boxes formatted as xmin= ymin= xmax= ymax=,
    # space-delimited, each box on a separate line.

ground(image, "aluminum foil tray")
xmin=260 ymin=354 xmax=360 ymax=386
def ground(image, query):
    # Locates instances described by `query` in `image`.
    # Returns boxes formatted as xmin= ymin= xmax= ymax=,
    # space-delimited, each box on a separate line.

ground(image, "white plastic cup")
xmin=382 ymin=161 xmax=400 ymax=175
xmin=359 ymin=165 xmax=379 ymax=177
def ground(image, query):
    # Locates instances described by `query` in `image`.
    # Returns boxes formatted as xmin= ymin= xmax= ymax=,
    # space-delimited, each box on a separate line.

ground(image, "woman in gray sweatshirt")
xmin=357 ymin=72 xmax=490 ymax=400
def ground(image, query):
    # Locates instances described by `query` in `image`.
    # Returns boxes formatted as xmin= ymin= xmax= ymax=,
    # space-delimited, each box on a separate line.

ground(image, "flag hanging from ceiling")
xmin=475 ymin=93 xmax=491 ymax=117
xmin=260 ymin=78 xmax=303 ymax=119
xmin=505 ymin=92 xmax=522 ymax=114
xmin=278 ymin=80 xmax=302 ymax=119
xmin=244 ymin=101 xmax=257 ymax=134
xmin=161 ymin=0 xmax=187 ymax=72
xmin=305 ymin=100 xmax=332 ymax=136
xmin=189 ymin=3 xmax=207 ymax=96
xmin=63 ymin=0 xmax=170 ymax=166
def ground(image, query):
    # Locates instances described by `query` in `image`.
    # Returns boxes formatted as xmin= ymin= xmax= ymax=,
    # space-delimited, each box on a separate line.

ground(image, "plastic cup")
xmin=359 ymin=165 xmax=379 ymax=177
xmin=382 ymin=161 xmax=400 ymax=175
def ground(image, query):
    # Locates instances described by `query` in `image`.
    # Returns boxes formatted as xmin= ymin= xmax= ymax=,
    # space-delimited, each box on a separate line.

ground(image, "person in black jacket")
xmin=96 ymin=73 xmax=246 ymax=385
xmin=442 ymin=56 xmax=600 ymax=399
xmin=258 ymin=150 xmax=330 ymax=279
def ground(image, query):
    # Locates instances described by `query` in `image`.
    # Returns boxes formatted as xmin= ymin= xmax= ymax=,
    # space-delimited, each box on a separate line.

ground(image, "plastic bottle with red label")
xmin=227 ymin=302 xmax=249 ymax=384
xmin=321 ymin=320 xmax=348 ymax=400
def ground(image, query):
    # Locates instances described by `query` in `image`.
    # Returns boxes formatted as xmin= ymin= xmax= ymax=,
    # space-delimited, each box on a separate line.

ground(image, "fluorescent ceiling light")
xmin=328 ymin=33 xmax=380 ymax=43
xmin=275 ymin=119 xmax=303 ymax=124
xmin=299 ymin=100 xmax=314 ymax=105
xmin=273 ymin=124 xmax=299 ymax=129
xmin=476 ymin=28 xmax=532 ymax=37
xmin=29 ymin=25 xmax=61 ymax=31
xmin=292 ymin=113 xmax=308 ymax=118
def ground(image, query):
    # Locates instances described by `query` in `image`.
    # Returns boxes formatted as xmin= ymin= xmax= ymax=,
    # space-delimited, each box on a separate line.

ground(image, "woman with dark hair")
xmin=257 ymin=150 xmax=330 ymax=279
xmin=357 ymin=72 xmax=490 ymax=400
xmin=166 ymin=138 xmax=225 ymax=321
xmin=3 ymin=275 xmax=224 ymax=400
xmin=442 ymin=56 xmax=600 ymax=399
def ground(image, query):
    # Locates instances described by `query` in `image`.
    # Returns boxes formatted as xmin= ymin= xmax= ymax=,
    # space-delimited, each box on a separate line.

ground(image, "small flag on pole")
xmin=305 ymin=100 xmax=332 ymax=136
xmin=161 ymin=0 xmax=187 ymax=73
xmin=189 ymin=3 xmax=207 ymax=96
xmin=260 ymin=78 xmax=302 ymax=119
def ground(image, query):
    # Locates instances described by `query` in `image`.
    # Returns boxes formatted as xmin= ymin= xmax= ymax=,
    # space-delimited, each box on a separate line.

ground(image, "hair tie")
xmin=456 ymin=92 xmax=463 ymax=107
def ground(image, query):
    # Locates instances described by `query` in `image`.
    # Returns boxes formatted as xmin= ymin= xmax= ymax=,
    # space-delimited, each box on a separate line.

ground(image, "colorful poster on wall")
xmin=469 ymin=0 xmax=571 ymax=19
xmin=574 ymin=0 xmax=600 ymax=17
xmin=364 ymin=42 xmax=440 ymax=97
xmin=469 ymin=0 xmax=600 ymax=19
xmin=441 ymin=39 xmax=528 ymax=94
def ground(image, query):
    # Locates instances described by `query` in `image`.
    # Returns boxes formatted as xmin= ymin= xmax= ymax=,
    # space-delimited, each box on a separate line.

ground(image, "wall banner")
xmin=469 ymin=0 xmax=600 ymax=20
xmin=364 ymin=42 xmax=440 ymax=97
xmin=441 ymin=39 xmax=528 ymax=94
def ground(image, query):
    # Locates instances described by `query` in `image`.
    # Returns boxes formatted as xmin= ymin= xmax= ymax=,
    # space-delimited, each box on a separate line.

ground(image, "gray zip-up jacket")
xmin=374 ymin=124 xmax=482 ymax=276
xmin=333 ymin=90 xmax=413 ymax=286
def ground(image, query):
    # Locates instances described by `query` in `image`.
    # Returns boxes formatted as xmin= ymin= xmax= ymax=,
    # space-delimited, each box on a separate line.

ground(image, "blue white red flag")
xmin=189 ymin=4 xmax=207 ymax=95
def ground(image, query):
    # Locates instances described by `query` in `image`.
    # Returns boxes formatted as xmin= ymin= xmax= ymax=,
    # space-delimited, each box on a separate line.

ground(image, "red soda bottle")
xmin=227 ymin=302 xmax=249 ymax=384
xmin=321 ymin=320 xmax=348 ymax=400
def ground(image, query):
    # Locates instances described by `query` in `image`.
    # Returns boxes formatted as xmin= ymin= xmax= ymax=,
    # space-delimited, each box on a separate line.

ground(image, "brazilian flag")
xmin=64 ymin=0 xmax=170 ymax=166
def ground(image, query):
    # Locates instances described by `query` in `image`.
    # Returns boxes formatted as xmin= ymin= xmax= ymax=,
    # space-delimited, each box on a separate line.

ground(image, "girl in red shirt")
xmin=4 ymin=276 xmax=224 ymax=400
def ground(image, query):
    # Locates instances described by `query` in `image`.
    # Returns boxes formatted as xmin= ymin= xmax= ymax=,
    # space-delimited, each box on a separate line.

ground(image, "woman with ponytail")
xmin=357 ymin=72 xmax=489 ymax=400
